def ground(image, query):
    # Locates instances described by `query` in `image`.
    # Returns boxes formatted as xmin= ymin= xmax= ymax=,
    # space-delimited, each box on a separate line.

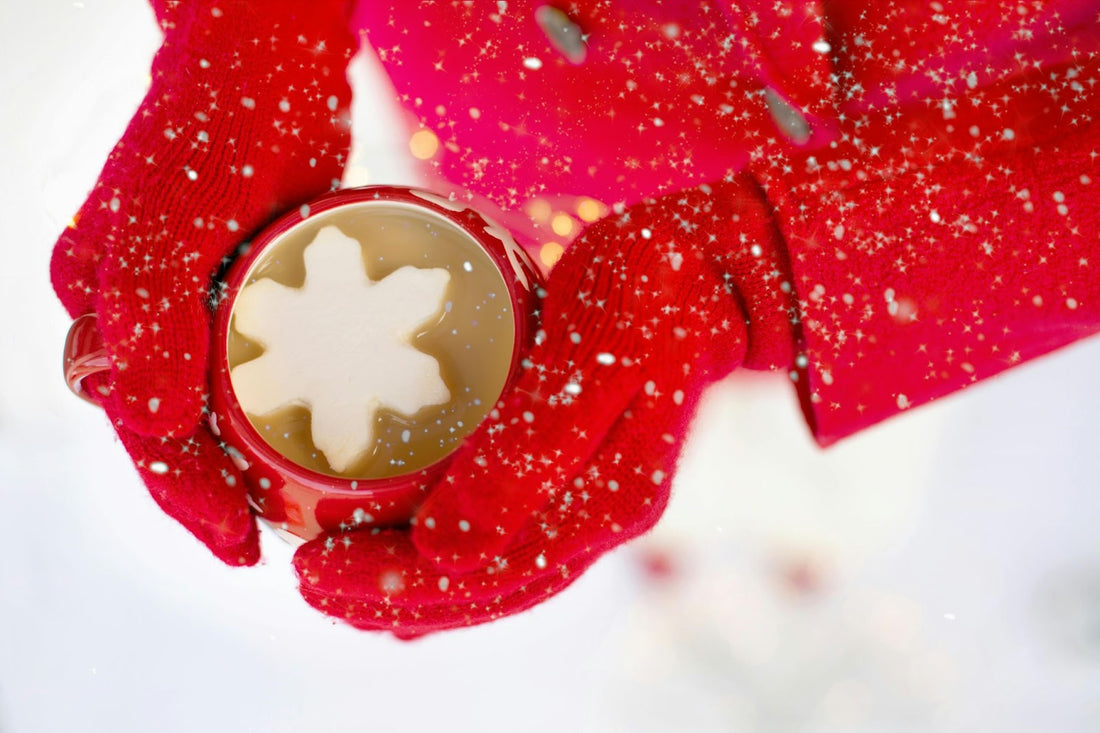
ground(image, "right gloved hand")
xmin=51 ymin=0 xmax=357 ymax=564
xmin=294 ymin=175 xmax=801 ymax=636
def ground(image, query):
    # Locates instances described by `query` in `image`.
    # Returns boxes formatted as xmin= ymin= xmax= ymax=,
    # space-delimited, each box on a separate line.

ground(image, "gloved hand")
xmin=51 ymin=0 xmax=356 ymax=564
xmin=294 ymin=174 xmax=799 ymax=635
xmin=294 ymin=0 xmax=1100 ymax=636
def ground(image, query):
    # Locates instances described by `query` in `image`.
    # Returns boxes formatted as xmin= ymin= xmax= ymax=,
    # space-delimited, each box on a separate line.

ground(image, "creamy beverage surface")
xmin=226 ymin=203 xmax=516 ymax=478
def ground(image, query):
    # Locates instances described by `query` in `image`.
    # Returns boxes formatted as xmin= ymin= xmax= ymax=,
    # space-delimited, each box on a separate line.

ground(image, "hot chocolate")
xmin=225 ymin=201 xmax=516 ymax=479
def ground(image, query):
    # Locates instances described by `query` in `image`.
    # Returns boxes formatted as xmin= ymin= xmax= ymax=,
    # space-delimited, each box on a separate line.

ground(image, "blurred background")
xmin=3 ymin=2 xmax=1099 ymax=731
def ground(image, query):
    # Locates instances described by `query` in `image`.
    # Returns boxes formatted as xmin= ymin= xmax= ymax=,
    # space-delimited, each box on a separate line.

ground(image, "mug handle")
xmin=64 ymin=313 xmax=110 ymax=406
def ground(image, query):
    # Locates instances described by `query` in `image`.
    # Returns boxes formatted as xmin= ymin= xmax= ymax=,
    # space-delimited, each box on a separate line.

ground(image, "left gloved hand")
xmin=293 ymin=175 xmax=798 ymax=636
xmin=52 ymin=0 xmax=357 ymax=563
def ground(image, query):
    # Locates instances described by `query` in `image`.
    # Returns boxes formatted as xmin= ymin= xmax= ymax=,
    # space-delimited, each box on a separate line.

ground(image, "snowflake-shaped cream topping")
xmin=230 ymin=225 xmax=452 ymax=473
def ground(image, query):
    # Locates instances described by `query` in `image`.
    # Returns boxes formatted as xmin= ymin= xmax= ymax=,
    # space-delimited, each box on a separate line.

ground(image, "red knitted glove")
xmin=51 ymin=0 xmax=356 ymax=564
xmin=294 ymin=175 xmax=797 ymax=635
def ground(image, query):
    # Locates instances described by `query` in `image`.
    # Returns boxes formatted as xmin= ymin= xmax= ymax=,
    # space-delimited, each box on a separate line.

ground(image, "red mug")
xmin=65 ymin=186 xmax=542 ymax=542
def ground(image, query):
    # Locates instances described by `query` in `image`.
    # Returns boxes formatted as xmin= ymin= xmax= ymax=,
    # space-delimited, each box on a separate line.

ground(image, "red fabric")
xmin=50 ymin=0 xmax=1100 ymax=632
xmin=753 ymin=7 xmax=1100 ymax=443
xmin=823 ymin=0 xmax=1099 ymax=111
xmin=353 ymin=0 xmax=835 ymax=244
xmin=294 ymin=177 xmax=795 ymax=633
xmin=50 ymin=0 xmax=356 ymax=564
xmin=295 ymin=0 xmax=1100 ymax=634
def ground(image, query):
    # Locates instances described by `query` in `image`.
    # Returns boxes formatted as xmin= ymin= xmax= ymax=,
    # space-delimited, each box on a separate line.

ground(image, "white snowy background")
xmin=2 ymin=2 xmax=1099 ymax=732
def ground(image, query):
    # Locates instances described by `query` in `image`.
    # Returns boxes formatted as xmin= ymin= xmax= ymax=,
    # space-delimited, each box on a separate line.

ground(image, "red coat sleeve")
xmin=754 ymin=2 xmax=1100 ymax=444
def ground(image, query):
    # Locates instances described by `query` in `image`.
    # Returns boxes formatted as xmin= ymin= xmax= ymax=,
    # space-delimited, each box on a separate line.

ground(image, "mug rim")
xmin=210 ymin=184 xmax=538 ymax=500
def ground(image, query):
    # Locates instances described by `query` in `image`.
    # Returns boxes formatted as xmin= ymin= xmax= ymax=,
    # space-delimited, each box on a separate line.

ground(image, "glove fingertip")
xmin=210 ymin=520 xmax=262 ymax=567
xmin=206 ymin=536 xmax=261 ymax=567
xmin=291 ymin=538 xmax=324 ymax=584
xmin=392 ymin=629 xmax=431 ymax=641
xmin=142 ymin=465 xmax=260 ymax=566
xmin=118 ymin=423 xmax=261 ymax=566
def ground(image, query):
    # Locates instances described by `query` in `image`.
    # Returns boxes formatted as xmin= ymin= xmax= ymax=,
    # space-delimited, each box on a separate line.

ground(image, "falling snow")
xmin=51 ymin=0 xmax=1100 ymax=635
